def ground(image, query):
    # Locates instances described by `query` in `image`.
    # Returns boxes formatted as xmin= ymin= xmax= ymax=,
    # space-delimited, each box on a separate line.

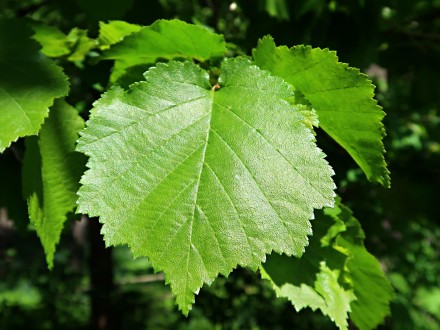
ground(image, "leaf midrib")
xmin=181 ymin=90 xmax=214 ymax=306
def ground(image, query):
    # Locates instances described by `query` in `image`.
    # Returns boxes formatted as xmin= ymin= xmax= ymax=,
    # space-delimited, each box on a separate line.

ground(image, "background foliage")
xmin=1 ymin=0 xmax=439 ymax=329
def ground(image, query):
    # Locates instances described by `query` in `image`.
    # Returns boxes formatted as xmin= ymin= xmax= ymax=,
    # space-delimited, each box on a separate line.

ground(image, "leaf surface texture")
xmin=77 ymin=58 xmax=335 ymax=313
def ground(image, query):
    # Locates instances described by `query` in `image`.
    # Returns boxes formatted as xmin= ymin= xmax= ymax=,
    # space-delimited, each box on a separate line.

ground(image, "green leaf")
xmin=31 ymin=23 xmax=71 ymax=58
xmin=253 ymin=37 xmax=390 ymax=187
xmin=0 ymin=18 xmax=69 ymax=152
xmin=296 ymin=105 xmax=319 ymax=131
xmin=261 ymin=0 xmax=290 ymax=20
xmin=77 ymin=58 xmax=335 ymax=314
xmin=262 ymin=199 xmax=393 ymax=330
xmin=98 ymin=20 xmax=142 ymax=50
xmin=32 ymin=24 xmax=96 ymax=61
xmin=339 ymin=239 xmax=394 ymax=330
xmin=322 ymin=201 xmax=394 ymax=329
xmin=102 ymin=19 xmax=227 ymax=82
xmin=262 ymin=260 xmax=355 ymax=330
xmin=64 ymin=28 xmax=96 ymax=62
xmin=22 ymin=100 xmax=86 ymax=268
xmin=261 ymin=211 xmax=354 ymax=330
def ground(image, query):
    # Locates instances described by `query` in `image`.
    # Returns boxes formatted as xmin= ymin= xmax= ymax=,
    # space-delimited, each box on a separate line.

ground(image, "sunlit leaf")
xmin=102 ymin=19 xmax=227 ymax=82
xmin=77 ymin=58 xmax=335 ymax=314
xmin=254 ymin=37 xmax=390 ymax=187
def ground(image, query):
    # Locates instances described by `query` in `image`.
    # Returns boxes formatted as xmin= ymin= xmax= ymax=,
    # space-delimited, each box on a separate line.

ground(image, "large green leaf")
xmin=262 ymin=199 xmax=393 ymax=329
xmin=77 ymin=58 xmax=335 ymax=314
xmin=253 ymin=37 xmax=390 ymax=187
xmin=101 ymin=19 xmax=227 ymax=82
xmin=22 ymin=100 xmax=86 ymax=268
xmin=0 ymin=19 xmax=69 ymax=152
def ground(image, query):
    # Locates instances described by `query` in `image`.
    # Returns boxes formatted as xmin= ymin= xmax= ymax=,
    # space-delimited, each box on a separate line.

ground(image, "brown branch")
xmin=116 ymin=273 xmax=165 ymax=286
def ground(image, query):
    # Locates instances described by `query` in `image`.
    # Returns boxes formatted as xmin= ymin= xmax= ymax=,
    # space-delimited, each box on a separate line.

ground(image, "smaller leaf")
xmin=261 ymin=258 xmax=355 ymax=330
xmin=261 ymin=0 xmax=290 ymax=20
xmin=0 ymin=18 xmax=69 ymax=152
xmin=102 ymin=19 xmax=227 ymax=82
xmin=253 ymin=37 xmax=390 ymax=187
xmin=22 ymin=100 xmax=86 ymax=268
xmin=285 ymin=91 xmax=319 ymax=131
xmin=32 ymin=24 xmax=96 ymax=62
xmin=320 ymin=201 xmax=394 ymax=329
xmin=65 ymin=28 xmax=96 ymax=62
xmin=297 ymin=105 xmax=319 ymax=131
xmin=261 ymin=198 xmax=393 ymax=330
xmin=98 ymin=20 xmax=142 ymax=50
xmin=31 ymin=23 xmax=71 ymax=57
xmin=339 ymin=240 xmax=394 ymax=330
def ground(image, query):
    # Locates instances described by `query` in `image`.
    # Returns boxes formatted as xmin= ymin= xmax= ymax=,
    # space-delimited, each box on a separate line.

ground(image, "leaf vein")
xmin=214 ymin=101 xmax=328 ymax=199
xmin=210 ymin=128 xmax=294 ymax=247
xmin=204 ymin=162 xmax=253 ymax=258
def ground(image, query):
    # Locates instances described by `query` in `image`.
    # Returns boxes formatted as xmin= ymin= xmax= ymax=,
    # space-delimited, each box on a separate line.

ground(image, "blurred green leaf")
xmin=260 ymin=0 xmax=290 ymax=20
xmin=31 ymin=23 xmax=71 ymax=57
xmin=32 ymin=24 xmax=96 ymax=62
xmin=414 ymin=287 xmax=440 ymax=317
xmin=22 ymin=100 xmax=86 ymax=268
xmin=0 ymin=280 xmax=41 ymax=308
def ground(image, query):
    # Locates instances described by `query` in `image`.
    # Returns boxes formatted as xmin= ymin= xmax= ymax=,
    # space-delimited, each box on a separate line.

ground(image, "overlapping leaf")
xmin=77 ymin=58 xmax=335 ymax=314
xmin=31 ymin=24 xmax=71 ymax=57
xmin=253 ymin=37 xmax=390 ymax=187
xmin=261 ymin=257 xmax=355 ymax=330
xmin=32 ymin=24 xmax=96 ymax=61
xmin=0 ymin=19 xmax=69 ymax=152
xmin=22 ymin=100 xmax=86 ymax=268
xmin=101 ymin=19 xmax=227 ymax=82
xmin=98 ymin=21 xmax=142 ymax=50
xmin=323 ymin=202 xmax=394 ymax=329
xmin=261 ymin=199 xmax=393 ymax=330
